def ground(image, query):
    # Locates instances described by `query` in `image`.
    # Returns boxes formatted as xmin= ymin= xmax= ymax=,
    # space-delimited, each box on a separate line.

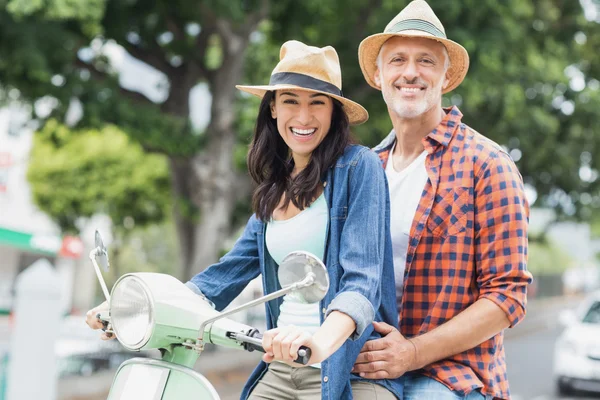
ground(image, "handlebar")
xmin=230 ymin=329 xmax=312 ymax=365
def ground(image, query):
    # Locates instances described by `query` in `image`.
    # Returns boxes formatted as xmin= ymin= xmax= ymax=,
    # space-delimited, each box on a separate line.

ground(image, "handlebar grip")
xmin=251 ymin=332 xmax=312 ymax=366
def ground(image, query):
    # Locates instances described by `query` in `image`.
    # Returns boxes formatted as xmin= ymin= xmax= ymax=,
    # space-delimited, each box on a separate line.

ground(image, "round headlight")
xmin=110 ymin=275 xmax=154 ymax=350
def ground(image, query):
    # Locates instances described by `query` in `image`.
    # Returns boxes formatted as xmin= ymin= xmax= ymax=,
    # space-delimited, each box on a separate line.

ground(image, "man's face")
xmin=374 ymin=36 xmax=450 ymax=119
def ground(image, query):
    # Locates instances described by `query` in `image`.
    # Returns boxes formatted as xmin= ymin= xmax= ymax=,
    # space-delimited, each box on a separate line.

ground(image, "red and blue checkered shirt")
xmin=374 ymin=106 xmax=533 ymax=399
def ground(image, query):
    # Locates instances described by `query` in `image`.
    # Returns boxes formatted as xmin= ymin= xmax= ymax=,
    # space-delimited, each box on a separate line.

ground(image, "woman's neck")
xmin=291 ymin=155 xmax=310 ymax=178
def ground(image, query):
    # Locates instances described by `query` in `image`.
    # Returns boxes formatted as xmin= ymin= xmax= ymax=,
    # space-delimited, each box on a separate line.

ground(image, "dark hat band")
xmin=269 ymin=72 xmax=343 ymax=97
xmin=386 ymin=19 xmax=446 ymax=39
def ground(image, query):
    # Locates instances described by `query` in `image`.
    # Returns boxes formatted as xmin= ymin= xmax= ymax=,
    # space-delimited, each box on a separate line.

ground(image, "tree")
xmin=27 ymin=120 xmax=171 ymax=231
xmin=1 ymin=0 xmax=268 ymax=279
xmin=2 ymin=0 xmax=599 ymax=280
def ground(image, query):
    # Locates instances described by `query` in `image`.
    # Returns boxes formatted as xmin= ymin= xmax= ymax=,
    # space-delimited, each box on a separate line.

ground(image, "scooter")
xmin=89 ymin=230 xmax=330 ymax=400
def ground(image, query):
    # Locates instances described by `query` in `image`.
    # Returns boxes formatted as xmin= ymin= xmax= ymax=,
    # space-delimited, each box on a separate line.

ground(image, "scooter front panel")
xmin=108 ymin=357 xmax=220 ymax=400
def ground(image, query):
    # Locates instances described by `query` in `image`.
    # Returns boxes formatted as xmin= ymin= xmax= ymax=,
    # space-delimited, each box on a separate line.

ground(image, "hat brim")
xmin=358 ymin=31 xmax=469 ymax=94
xmin=235 ymin=84 xmax=369 ymax=125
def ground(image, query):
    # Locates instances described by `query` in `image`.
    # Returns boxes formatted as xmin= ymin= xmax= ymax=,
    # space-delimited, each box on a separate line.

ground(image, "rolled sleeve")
xmin=326 ymin=291 xmax=375 ymax=340
xmin=184 ymin=281 xmax=216 ymax=309
xmin=480 ymin=291 xmax=526 ymax=327
xmin=475 ymin=151 xmax=533 ymax=328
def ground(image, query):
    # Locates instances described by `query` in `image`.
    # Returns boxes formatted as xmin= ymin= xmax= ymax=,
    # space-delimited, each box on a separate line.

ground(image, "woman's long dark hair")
xmin=247 ymin=91 xmax=352 ymax=221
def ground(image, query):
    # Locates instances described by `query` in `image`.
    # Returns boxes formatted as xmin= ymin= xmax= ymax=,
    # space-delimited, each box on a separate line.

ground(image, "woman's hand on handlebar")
xmin=261 ymin=326 xmax=323 ymax=366
xmin=85 ymin=301 xmax=114 ymax=340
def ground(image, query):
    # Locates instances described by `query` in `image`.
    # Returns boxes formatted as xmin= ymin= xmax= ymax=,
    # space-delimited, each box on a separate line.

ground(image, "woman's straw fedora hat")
xmin=358 ymin=0 xmax=469 ymax=94
xmin=237 ymin=40 xmax=369 ymax=125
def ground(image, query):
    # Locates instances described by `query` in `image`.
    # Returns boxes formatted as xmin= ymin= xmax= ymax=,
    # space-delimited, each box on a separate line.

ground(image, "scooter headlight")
xmin=110 ymin=275 xmax=154 ymax=350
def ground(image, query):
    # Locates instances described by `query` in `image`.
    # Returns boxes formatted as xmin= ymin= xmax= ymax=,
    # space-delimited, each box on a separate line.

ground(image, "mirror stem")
xmin=89 ymin=248 xmax=111 ymax=302
xmin=195 ymin=273 xmax=316 ymax=352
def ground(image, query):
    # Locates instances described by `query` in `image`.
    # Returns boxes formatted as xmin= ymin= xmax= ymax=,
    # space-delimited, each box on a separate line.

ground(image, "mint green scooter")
xmin=89 ymin=231 xmax=329 ymax=400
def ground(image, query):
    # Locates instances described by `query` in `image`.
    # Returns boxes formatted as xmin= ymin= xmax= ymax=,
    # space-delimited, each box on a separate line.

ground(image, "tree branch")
xmin=241 ymin=0 xmax=269 ymax=36
xmin=194 ymin=3 xmax=220 ymax=79
xmin=166 ymin=17 xmax=186 ymax=43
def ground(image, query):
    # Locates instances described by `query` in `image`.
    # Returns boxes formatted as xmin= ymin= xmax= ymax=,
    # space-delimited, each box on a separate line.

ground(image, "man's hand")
xmin=352 ymin=321 xmax=417 ymax=379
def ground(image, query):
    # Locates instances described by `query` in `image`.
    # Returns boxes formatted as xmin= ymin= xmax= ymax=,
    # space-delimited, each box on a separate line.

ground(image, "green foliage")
xmin=591 ymin=214 xmax=600 ymax=239
xmin=27 ymin=120 xmax=171 ymax=233
xmin=7 ymin=0 xmax=105 ymax=36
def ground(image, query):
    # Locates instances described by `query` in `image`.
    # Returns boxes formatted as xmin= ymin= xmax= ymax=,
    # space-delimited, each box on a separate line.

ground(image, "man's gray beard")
xmin=382 ymin=92 xmax=430 ymax=119
xmin=390 ymin=100 xmax=429 ymax=119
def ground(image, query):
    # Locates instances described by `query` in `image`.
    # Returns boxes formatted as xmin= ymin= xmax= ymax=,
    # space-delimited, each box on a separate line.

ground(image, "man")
xmin=351 ymin=1 xmax=533 ymax=399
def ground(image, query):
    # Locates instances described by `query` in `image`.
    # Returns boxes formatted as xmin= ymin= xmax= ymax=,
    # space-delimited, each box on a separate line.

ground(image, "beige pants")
xmin=248 ymin=362 xmax=397 ymax=400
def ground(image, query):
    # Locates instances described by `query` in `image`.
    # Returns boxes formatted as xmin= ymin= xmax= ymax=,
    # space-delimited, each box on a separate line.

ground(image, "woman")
xmin=87 ymin=40 xmax=402 ymax=399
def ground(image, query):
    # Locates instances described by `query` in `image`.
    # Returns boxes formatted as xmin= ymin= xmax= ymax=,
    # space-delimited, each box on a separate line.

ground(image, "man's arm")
xmin=410 ymin=298 xmax=509 ymax=370
xmin=352 ymin=298 xmax=509 ymax=378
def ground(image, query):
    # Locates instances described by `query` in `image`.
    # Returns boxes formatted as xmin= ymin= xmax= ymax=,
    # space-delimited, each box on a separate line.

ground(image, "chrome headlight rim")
xmin=109 ymin=274 xmax=155 ymax=350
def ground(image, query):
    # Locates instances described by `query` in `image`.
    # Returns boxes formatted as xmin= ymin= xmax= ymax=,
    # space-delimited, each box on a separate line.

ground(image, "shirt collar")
xmin=423 ymin=105 xmax=463 ymax=151
xmin=375 ymin=106 xmax=463 ymax=167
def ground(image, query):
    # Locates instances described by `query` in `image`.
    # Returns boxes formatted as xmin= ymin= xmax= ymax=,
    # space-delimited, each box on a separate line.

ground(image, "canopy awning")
xmin=0 ymin=227 xmax=61 ymax=256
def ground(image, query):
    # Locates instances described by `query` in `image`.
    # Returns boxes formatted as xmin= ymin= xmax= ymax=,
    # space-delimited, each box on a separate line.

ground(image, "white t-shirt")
xmin=385 ymin=145 xmax=429 ymax=305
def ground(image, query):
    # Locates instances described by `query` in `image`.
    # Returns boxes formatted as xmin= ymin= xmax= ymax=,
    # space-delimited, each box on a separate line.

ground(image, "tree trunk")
xmin=170 ymin=135 xmax=250 ymax=281
xmin=189 ymin=127 xmax=239 ymax=278
xmin=168 ymin=157 xmax=196 ymax=280
xmin=168 ymin=32 xmax=253 ymax=280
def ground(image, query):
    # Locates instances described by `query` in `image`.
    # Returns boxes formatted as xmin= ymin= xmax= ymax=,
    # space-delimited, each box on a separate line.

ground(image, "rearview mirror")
xmin=94 ymin=230 xmax=110 ymax=272
xmin=278 ymin=251 xmax=329 ymax=304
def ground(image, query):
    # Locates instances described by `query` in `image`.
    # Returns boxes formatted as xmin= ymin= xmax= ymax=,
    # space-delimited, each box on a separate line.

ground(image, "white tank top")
xmin=266 ymin=193 xmax=327 ymax=368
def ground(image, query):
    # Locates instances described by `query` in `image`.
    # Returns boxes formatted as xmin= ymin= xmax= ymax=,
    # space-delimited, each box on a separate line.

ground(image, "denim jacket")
xmin=187 ymin=144 xmax=402 ymax=400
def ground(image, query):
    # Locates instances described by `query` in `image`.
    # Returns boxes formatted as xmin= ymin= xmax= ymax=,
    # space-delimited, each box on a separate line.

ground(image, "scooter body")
xmin=89 ymin=231 xmax=328 ymax=400
xmin=99 ymin=272 xmax=257 ymax=400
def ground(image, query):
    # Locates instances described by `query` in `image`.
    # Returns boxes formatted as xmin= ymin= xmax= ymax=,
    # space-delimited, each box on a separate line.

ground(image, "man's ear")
xmin=373 ymin=69 xmax=382 ymax=90
xmin=442 ymin=70 xmax=450 ymax=90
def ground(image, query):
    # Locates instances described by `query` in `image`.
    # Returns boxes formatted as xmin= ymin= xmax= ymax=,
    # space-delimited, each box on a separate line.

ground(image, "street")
xmin=506 ymin=322 xmax=600 ymax=400
xmin=2 ymin=296 xmax=600 ymax=400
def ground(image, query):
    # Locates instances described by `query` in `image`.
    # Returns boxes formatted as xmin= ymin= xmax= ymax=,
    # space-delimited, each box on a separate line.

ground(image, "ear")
xmin=373 ymin=68 xmax=382 ymax=90
xmin=442 ymin=70 xmax=451 ymax=90
xmin=270 ymin=101 xmax=277 ymax=119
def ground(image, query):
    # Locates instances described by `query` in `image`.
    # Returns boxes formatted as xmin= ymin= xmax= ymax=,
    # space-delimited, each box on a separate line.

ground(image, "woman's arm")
xmin=262 ymin=311 xmax=355 ymax=365
xmin=186 ymin=214 xmax=262 ymax=311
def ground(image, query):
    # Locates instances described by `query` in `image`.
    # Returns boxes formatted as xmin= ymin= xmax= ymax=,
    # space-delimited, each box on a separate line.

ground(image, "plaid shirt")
xmin=373 ymin=106 xmax=532 ymax=399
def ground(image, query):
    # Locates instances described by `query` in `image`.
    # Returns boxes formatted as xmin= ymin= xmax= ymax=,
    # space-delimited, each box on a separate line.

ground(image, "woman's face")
xmin=270 ymin=89 xmax=333 ymax=165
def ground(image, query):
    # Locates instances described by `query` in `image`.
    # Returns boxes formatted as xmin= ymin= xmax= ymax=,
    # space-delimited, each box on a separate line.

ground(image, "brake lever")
xmin=96 ymin=310 xmax=113 ymax=338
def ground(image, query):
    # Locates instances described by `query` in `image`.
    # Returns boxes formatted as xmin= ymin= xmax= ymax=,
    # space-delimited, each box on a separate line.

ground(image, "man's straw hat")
xmin=358 ymin=0 xmax=469 ymax=94
xmin=237 ymin=40 xmax=369 ymax=125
